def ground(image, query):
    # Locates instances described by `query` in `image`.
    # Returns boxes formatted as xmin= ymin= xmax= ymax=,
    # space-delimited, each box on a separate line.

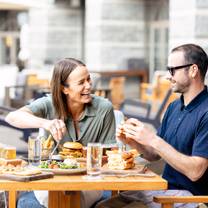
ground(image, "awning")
xmin=0 ymin=0 xmax=45 ymax=10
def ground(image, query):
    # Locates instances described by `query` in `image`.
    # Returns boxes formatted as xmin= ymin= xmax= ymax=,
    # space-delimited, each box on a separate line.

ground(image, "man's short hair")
xmin=171 ymin=44 xmax=208 ymax=80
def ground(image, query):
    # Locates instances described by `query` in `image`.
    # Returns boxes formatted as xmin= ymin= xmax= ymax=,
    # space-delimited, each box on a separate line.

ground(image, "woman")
xmin=6 ymin=58 xmax=116 ymax=208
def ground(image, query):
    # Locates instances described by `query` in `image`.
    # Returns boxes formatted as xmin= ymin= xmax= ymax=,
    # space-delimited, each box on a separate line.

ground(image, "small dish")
xmin=51 ymin=155 xmax=63 ymax=161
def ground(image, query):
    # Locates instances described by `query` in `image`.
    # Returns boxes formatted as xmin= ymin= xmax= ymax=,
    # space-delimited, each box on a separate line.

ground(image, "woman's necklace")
xmin=73 ymin=110 xmax=84 ymax=121
xmin=72 ymin=111 xmax=84 ymax=140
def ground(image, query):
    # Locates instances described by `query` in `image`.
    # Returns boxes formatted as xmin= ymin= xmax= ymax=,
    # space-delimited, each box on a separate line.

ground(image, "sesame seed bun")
xmin=63 ymin=142 xmax=83 ymax=150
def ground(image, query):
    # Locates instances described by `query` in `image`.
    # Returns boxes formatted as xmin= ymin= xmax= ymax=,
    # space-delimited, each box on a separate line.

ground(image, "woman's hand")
xmin=43 ymin=119 xmax=66 ymax=142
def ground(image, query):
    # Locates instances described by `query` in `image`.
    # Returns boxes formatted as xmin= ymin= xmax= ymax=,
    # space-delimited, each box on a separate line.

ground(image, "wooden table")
xmin=92 ymin=87 xmax=111 ymax=99
xmin=0 ymin=170 xmax=167 ymax=208
xmin=90 ymin=69 xmax=149 ymax=83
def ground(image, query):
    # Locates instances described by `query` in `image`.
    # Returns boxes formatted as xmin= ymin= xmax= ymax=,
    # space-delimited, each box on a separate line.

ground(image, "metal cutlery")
xmin=50 ymin=141 xmax=60 ymax=158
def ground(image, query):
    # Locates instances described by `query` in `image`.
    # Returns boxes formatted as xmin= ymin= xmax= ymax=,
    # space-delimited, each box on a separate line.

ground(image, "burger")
xmin=59 ymin=142 xmax=83 ymax=158
xmin=106 ymin=150 xmax=135 ymax=170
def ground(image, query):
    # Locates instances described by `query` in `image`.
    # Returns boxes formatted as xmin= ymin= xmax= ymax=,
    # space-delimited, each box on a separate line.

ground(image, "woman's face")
xmin=63 ymin=65 xmax=92 ymax=104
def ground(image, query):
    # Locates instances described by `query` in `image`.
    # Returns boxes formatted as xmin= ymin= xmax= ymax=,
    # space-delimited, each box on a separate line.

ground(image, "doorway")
xmin=0 ymin=31 xmax=20 ymax=65
xmin=149 ymin=21 xmax=169 ymax=80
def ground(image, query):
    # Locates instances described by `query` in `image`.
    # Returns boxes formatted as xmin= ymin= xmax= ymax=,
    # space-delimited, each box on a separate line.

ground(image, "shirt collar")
xmin=180 ymin=85 xmax=208 ymax=112
xmin=82 ymin=102 xmax=96 ymax=119
xmin=67 ymin=97 xmax=96 ymax=121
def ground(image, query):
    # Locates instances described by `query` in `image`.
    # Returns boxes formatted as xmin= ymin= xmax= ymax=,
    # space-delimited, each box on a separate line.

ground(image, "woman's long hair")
xmin=50 ymin=58 xmax=86 ymax=120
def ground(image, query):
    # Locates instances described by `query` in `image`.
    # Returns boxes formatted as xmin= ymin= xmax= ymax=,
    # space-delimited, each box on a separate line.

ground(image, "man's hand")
xmin=116 ymin=118 xmax=160 ymax=161
xmin=122 ymin=118 xmax=157 ymax=147
xmin=116 ymin=121 xmax=142 ymax=148
xmin=116 ymin=124 xmax=126 ymax=142
xmin=43 ymin=119 xmax=66 ymax=142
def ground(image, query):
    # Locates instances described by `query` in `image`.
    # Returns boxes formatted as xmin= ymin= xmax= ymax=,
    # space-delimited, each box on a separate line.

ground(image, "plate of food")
xmin=101 ymin=150 xmax=155 ymax=177
xmin=38 ymin=159 xmax=86 ymax=175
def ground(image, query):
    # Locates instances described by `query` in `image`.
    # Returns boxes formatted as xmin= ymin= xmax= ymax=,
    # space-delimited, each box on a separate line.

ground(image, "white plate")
xmin=40 ymin=168 xmax=86 ymax=175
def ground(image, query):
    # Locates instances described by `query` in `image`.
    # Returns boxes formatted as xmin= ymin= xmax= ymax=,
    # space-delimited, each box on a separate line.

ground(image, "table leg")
xmin=49 ymin=191 xmax=81 ymax=208
xmin=9 ymin=190 xmax=16 ymax=208
xmin=112 ymin=191 xmax=119 ymax=196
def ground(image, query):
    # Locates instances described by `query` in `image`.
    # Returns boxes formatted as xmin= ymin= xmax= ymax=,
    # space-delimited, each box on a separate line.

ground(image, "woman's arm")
xmin=6 ymin=107 xmax=48 ymax=129
xmin=5 ymin=107 xmax=66 ymax=142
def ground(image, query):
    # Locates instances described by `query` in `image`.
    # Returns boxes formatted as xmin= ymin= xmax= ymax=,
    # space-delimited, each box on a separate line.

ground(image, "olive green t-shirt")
xmin=26 ymin=94 xmax=116 ymax=146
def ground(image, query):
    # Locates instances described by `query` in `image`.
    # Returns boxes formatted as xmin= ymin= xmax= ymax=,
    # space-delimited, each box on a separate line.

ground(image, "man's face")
xmin=63 ymin=66 xmax=92 ymax=104
xmin=167 ymin=51 xmax=191 ymax=93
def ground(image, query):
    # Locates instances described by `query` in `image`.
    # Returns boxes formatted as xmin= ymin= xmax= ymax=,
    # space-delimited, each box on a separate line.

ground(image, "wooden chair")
xmin=153 ymin=196 xmax=208 ymax=208
xmin=120 ymin=89 xmax=172 ymax=129
xmin=4 ymin=73 xmax=50 ymax=108
xmin=0 ymin=106 xmax=38 ymax=144
xmin=109 ymin=77 xmax=126 ymax=110
xmin=140 ymin=70 xmax=169 ymax=103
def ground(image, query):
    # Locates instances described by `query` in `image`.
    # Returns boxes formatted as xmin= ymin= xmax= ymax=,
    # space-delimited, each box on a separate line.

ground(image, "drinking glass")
xmin=28 ymin=135 xmax=41 ymax=166
xmin=86 ymin=143 xmax=102 ymax=179
xmin=115 ymin=111 xmax=126 ymax=151
xmin=4 ymin=146 xmax=16 ymax=159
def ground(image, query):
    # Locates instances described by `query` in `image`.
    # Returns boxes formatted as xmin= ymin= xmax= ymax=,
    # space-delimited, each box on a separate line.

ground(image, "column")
xmin=85 ymin=0 xmax=146 ymax=71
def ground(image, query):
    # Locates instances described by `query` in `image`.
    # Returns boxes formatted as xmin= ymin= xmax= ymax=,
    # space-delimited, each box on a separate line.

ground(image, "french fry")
xmin=43 ymin=135 xmax=54 ymax=149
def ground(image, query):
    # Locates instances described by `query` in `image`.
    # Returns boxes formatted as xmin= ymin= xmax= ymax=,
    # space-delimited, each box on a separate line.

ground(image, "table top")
xmin=90 ymin=69 xmax=148 ymax=76
xmin=90 ymin=69 xmax=149 ymax=82
xmin=0 ymin=170 xmax=167 ymax=191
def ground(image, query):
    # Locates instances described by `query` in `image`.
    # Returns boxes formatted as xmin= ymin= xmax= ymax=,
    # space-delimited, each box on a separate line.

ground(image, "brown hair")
xmin=171 ymin=44 xmax=208 ymax=81
xmin=50 ymin=58 xmax=86 ymax=120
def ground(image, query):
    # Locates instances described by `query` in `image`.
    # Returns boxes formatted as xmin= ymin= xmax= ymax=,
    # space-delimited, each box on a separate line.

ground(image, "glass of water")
xmin=28 ymin=135 xmax=41 ymax=166
xmin=86 ymin=143 xmax=103 ymax=179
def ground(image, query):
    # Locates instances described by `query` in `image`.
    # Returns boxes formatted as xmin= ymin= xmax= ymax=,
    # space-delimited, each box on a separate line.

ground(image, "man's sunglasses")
xmin=167 ymin=64 xmax=193 ymax=76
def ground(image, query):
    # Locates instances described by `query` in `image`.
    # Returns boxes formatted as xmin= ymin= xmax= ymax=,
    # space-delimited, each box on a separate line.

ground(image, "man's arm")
xmin=122 ymin=118 xmax=208 ymax=181
xmin=151 ymin=137 xmax=208 ymax=181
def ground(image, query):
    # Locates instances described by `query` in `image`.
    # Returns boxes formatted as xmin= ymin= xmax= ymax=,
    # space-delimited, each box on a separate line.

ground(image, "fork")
xmin=50 ymin=141 xmax=60 ymax=158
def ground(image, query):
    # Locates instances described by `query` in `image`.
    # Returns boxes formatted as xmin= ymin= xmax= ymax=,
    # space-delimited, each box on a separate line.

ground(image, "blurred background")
xmin=2 ymin=0 xmax=208 ymax=105
xmin=0 ymin=0 xmax=208 ymax=153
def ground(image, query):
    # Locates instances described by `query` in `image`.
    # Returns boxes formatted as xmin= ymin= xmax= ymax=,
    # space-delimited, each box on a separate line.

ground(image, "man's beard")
xmin=172 ymin=79 xmax=191 ymax=94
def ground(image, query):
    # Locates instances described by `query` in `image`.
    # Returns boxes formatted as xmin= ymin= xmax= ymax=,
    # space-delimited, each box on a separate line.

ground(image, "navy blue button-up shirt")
xmin=158 ymin=86 xmax=208 ymax=195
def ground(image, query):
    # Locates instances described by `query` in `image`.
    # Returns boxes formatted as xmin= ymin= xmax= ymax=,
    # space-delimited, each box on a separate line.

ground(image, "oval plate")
xmin=40 ymin=168 xmax=86 ymax=175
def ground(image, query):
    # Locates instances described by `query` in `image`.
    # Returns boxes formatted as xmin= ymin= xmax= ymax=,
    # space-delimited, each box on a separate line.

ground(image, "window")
xmin=149 ymin=21 xmax=169 ymax=80
xmin=0 ymin=32 xmax=20 ymax=65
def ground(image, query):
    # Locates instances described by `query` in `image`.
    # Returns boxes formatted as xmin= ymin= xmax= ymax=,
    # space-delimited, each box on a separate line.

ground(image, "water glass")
xmin=87 ymin=143 xmax=102 ymax=179
xmin=28 ymin=136 xmax=41 ymax=166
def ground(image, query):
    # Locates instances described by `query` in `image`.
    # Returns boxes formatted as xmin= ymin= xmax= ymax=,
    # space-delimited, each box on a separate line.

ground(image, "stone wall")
xmin=85 ymin=0 xmax=146 ymax=71
xmin=28 ymin=1 xmax=83 ymax=68
xmin=169 ymin=0 xmax=195 ymax=50
xmin=195 ymin=0 xmax=208 ymax=51
xmin=169 ymin=0 xmax=208 ymax=53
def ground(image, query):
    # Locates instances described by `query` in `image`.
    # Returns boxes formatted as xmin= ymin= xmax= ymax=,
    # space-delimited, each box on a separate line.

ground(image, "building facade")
xmin=1 ymin=0 xmax=208 ymax=79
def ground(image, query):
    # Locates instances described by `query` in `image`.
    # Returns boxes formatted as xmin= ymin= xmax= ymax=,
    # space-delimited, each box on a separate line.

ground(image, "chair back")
xmin=109 ymin=77 xmax=126 ymax=109
xmin=0 ymin=106 xmax=38 ymax=142
xmin=155 ymin=89 xmax=172 ymax=120
xmin=114 ymin=110 xmax=125 ymax=128
xmin=140 ymin=70 xmax=169 ymax=103
xmin=119 ymin=89 xmax=173 ymax=129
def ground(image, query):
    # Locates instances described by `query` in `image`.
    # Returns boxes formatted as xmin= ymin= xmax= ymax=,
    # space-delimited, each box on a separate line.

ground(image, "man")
xmin=96 ymin=44 xmax=208 ymax=208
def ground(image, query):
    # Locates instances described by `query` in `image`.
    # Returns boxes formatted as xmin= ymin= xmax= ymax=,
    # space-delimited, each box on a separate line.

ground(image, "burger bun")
xmin=63 ymin=142 xmax=83 ymax=150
